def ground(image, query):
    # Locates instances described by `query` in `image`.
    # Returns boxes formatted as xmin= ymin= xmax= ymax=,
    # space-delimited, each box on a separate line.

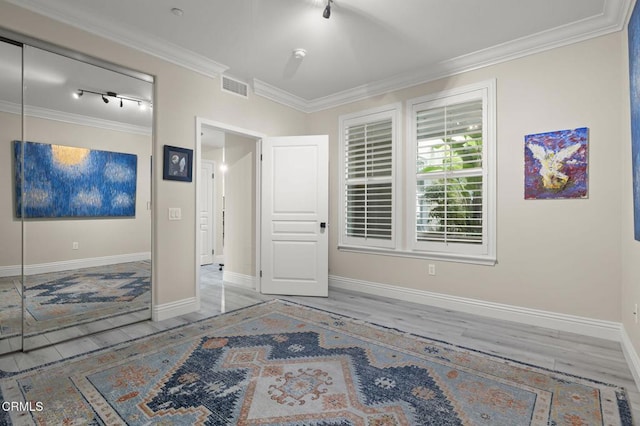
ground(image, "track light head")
xmin=120 ymin=98 xmax=123 ymax=108
xmin=72 ymin=89 xmax=83 ymax=99
xmin=102 ymin=95 xmax=109 ymax=103
xmin=323 ymin=1 xmax=331 ymax=19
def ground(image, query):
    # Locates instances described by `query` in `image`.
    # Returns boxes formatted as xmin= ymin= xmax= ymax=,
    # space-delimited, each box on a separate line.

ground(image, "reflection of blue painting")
xmin=14 ymin=141 xmax=137 ymax=218
xmin=629 ymin=2 xmax=640 ymax=240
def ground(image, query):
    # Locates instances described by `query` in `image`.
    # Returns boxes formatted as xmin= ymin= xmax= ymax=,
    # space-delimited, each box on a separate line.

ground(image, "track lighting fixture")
xmin=74 ymin=89 xmax=151 ymax=110
xmin=323 ymin=0 xmax=332 ymax=19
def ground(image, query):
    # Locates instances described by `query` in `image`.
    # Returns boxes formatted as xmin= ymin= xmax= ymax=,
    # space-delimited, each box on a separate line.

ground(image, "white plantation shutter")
xmin=415 ymin=100 xmax=484 ymax=244
xmin=340 ymin=106 xmax=399 ymax=249
xmin=409 ymin=80 xmax=495 ymax=261
xmin=338 ymin=81 xmax=495 ymax=264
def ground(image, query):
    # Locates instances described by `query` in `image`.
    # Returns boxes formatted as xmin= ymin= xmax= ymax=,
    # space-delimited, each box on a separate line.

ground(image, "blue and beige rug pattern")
xmin=22 ymin=262 xmax=151 ymax=336
xmin=0 ymin=300 xmax=632 ymax=425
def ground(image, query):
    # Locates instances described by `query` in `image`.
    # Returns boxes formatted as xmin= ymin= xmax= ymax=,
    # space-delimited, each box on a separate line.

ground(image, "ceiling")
xmin=3 ymin=0 xmax=634 ymax=112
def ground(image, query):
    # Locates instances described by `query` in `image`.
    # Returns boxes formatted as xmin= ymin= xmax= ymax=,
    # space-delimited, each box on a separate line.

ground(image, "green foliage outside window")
xmin=418 ymin=134 xmax=483 ymax=242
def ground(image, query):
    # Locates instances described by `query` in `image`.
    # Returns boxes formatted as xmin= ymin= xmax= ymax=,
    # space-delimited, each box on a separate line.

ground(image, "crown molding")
xmin=5 ymin=0 xmax=228 ymax=79
xmin=252 ymin=79 xmax=312 ymax=113
xmin=0 ymin=100 xmax=152 ymax=136
xmin=8 ymin=0 xmax=632 ymax=113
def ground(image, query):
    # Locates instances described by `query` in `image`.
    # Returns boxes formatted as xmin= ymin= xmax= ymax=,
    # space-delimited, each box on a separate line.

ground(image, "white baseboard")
xmin=223 ymin=271 xmax=255 ymax=289
xmin=329 ymin=275 xmax=622 ymax=342
xmin=620 ymin=325 xmax=640 ymax=392
xmin=0 ymin=264 xmax=21 ymax=278
xmin=0 ymin=252 xmax=151 ymax=278
xmin=152 ymin=297 xmax=199 ymax=322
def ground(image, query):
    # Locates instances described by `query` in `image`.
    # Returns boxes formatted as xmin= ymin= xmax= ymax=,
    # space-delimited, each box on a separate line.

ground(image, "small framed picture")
xmin=163 ymin=145 xmax=193 ymax=182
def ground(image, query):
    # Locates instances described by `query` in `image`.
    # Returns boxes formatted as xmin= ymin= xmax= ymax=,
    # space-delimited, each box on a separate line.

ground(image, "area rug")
xmin=0 ymin=279 xmax=21 ymax=339
xmin=25 ymin=261 xmax=150 ymax=322
xmin=0 ymin=300 xmax=633 ymax=425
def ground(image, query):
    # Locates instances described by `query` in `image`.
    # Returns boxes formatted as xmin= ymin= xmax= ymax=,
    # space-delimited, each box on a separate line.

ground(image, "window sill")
xmin=337 ymin=245 xmax=497 ymax=266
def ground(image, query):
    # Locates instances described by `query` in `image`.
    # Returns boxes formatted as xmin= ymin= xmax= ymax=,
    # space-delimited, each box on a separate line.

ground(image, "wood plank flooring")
xmin=0 ymin=264 xmax=638 ymax=423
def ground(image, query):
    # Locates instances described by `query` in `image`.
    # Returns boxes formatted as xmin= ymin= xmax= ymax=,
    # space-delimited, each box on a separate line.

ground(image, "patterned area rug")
xmin=0 ymin=300 xmax=632 ymax=425
xmin=23 ymin=262 xmax=151 ymax=336
xmin=0 ymin=278 xmax=21 ymax=339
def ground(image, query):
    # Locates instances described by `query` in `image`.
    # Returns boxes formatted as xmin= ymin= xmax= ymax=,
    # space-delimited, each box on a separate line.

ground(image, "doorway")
xmin=195 ymin=118 xmax=265 ymax=305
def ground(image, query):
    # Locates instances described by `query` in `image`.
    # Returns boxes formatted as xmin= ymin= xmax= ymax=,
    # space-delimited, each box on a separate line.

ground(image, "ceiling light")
xmin=76 ymin=88 xmax=149 ymax=110
xmin=293 ymin=48 xmax=307 ymax=59
xmin=171 ymin=7 xmax=184 ymax=16
xmin=323 ymin=0 xmax=332 ymax=19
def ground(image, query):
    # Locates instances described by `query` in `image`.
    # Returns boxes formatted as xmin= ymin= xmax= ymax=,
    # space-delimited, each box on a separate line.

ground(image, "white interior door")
xmin=199 ymin=160 xmax=215 ymax=265
xmin=261 ymin=135 xmax=328 ymax=296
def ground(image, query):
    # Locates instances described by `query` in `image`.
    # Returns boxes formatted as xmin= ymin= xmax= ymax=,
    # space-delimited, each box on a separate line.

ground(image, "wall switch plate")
xmin=168 ymin=207 xmax=182 ymax=220
xmin=72 ymin=242 xmax=79 ymax=250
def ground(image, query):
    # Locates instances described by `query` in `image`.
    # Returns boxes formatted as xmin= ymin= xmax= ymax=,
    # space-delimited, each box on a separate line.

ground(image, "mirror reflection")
xmin=2 ymin=42 xmax=153 ymax=352
xmin=0 ymin=39 xmax=23 ymax=355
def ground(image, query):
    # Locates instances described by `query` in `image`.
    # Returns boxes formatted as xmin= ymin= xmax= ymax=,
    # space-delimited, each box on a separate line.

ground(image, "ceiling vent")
xmin=221 ymin=76 xmax=249 ymax=98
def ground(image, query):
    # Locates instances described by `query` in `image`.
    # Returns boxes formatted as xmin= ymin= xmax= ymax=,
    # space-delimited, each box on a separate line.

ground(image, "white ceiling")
xmin=3 ymin=0 xmax=633 ymax=113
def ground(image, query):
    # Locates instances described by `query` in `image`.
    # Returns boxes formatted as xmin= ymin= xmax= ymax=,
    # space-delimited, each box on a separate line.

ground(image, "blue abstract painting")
xmin=14 ymin=141 xmax=137 ymax=218
xmin=629 ymin=1 xmax=640 ymax=240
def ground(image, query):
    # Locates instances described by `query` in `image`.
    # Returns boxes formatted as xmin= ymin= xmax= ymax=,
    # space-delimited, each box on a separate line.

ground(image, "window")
xmin=338 ymin=80 xmax=495 ymax=265
xmin=339 ymin=104 xmax=401 ymax=249
xmin=408 ymin=80 xmax=496 ymax=262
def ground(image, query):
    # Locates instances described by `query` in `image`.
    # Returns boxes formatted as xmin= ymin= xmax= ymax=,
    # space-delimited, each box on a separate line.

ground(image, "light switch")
xmin=168 ymin=207 xmax=182 ymax=220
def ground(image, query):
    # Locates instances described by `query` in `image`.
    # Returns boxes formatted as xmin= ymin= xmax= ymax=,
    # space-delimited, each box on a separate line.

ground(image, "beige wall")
xmin=224 ymin=133 xmax=257 ymax=276
xmin=0 ymin=2 xmax=308 ymax=306
xmin=309 ymin=32 xmax=625 ymax=322
xmin=0 ymin=111 xmax=21 ymax=268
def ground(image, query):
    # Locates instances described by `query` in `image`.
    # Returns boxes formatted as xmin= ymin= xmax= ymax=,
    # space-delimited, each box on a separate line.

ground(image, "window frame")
xmin=338 ymin=103 xmax=402 ymax=250
xmin=406 ymin=80 xmax=496 ymax=264
xmin=337 ymin=80 xmax=496 ymax=266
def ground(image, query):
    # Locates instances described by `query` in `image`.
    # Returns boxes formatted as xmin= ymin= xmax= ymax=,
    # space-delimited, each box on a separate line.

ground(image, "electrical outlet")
xmin=428 ymin=264 xmax=436 ymax=276
xmin=72 ymin=242 xmax=79 ymax=250
xmin=635 ymin=303 xmax=638 ymax=324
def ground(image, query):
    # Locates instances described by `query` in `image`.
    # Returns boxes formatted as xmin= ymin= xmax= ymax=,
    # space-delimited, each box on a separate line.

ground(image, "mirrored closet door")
xmin=0 ymin=38 xmax=24 ymax=355
xmin=0 ymin=31 xmax=154 ymax=352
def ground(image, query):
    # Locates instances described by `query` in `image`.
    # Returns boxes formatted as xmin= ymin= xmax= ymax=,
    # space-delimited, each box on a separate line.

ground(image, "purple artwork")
xmin=524 ymin=127 xmax=588 ymax=200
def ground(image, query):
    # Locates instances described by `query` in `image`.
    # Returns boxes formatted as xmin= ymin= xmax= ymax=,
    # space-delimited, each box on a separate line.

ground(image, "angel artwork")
xmin=524 ymin=127 xmax=588 ymax=199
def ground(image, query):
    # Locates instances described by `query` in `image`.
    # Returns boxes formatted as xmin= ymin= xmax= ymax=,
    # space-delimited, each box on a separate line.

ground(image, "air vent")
xmin=222 ymin=76 xmax=249 ymax=98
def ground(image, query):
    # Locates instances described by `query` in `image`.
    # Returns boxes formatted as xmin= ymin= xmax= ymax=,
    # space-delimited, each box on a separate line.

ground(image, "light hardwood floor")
xmin=1 ymin=264 xmax=638 ymax=423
